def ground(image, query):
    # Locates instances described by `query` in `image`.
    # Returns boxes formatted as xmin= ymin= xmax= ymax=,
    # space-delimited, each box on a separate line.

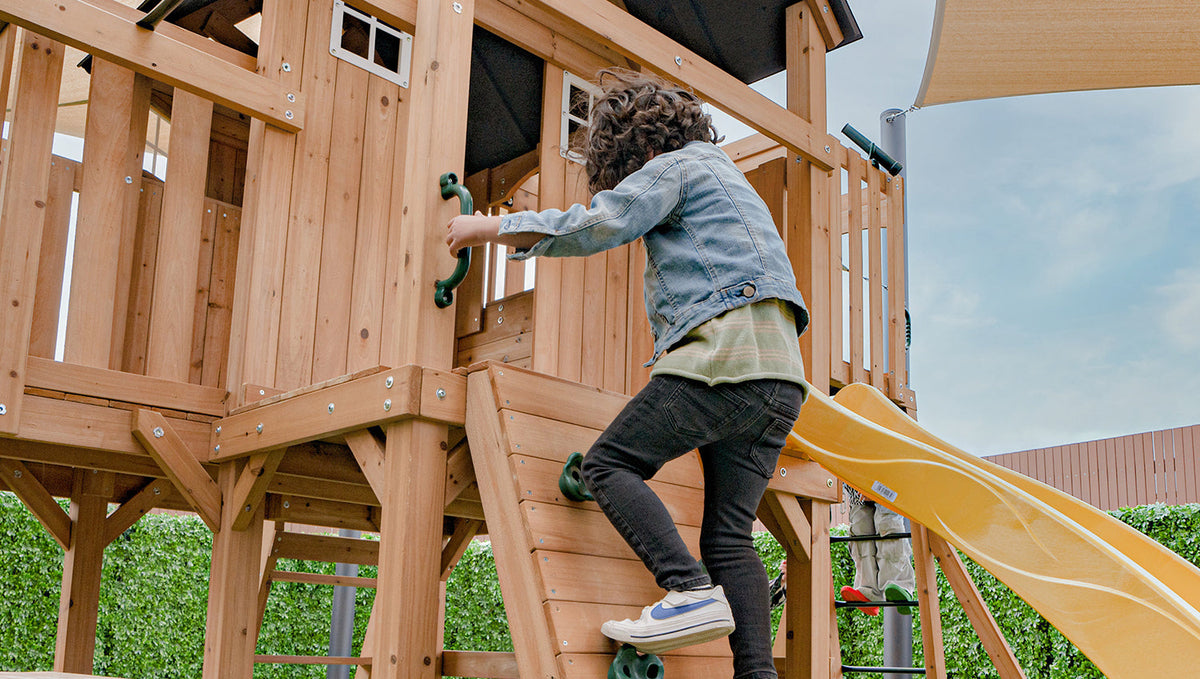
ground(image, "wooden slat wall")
xmin=989 ymin=424 xmax=1200 ymax=510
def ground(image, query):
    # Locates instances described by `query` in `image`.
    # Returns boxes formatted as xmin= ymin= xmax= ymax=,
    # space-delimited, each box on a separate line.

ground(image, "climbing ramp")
xmin=463 ymin=361 xmax=840 ymax=679
xmin=787 ymin=384 xmax=1200 ymax=679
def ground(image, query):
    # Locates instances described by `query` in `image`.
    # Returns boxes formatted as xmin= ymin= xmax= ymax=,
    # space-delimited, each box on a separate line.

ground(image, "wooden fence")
xmin=988 ymin=424 xmax=1200 ymax=511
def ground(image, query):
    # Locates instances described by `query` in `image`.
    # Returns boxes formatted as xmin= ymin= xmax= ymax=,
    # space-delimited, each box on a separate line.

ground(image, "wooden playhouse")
xmin=0 ymin=0 xmax=1008 ymax=677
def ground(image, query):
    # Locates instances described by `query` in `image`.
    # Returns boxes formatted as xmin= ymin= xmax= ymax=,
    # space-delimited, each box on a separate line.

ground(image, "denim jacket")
xmin=500 ymin=141 xmax=809 ymax=365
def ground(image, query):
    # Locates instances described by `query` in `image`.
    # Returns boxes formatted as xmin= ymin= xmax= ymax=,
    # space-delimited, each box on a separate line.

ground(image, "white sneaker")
xmin=600 ymin=585 xmax=735 ymax=654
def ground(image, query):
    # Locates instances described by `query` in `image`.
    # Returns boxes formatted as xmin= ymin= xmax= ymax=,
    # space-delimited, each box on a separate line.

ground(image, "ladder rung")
xmin=831 ymin=532 xmax=912 ymax=543
xmin=835 ymin=600 xmax=918 ymax=609
xmin=842 ymin=665 xmax=926 ymax=674
xmin=254 ymin=655 xmax=371 ymax=665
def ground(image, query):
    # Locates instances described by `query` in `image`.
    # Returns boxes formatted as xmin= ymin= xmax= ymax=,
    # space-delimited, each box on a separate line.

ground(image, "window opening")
xmin=330 ymin=0 xmax=413 ymax=88
xmin=561 ymin=72 xmax=599 ymax=164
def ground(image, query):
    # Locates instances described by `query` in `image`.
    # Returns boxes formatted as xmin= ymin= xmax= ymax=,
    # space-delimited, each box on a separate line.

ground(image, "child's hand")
xmin=445 ymin=212 xmax=502 ymax=255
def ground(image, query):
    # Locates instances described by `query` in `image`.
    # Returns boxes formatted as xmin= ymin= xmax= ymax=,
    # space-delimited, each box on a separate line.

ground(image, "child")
xmin=445 ymin=69 xmax=809 ymax=679
xmin=841 ymin=485 xmax=916 ymax=616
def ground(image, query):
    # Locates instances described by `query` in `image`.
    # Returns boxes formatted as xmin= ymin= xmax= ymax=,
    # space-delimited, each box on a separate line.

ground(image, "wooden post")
xmin=0 ymin=30 xmax=64 ymax=436
xmin=784 ymin=498 xmax=832 ymax=679
xmin=785 ymin=3 xmax=831 ymax=395
xmin=54 ymin=468 xmax=114 ymax=674
xmin=109 ymin=72 xmax=153 ymax=369
xmin=65 ymin=59 xmax=144 ymax=368
xmin=371 ymin=0 xmax=475 ymax=676
xmin=146 ymin=89 xmax=213 ymax=381
xmin=202 ymin=460 xmax=267 ymax=679
xmin=531 ymin=64 xmax=566 ymax=376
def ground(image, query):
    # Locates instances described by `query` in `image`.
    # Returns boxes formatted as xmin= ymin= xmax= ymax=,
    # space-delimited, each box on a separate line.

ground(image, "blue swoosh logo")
xmin=649 ymin=599 xmax=717 ymax=620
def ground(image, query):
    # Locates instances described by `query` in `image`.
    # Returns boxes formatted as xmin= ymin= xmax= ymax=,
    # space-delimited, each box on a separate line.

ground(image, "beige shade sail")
xmin=916 ymin=0 xmax=1200 ymax=107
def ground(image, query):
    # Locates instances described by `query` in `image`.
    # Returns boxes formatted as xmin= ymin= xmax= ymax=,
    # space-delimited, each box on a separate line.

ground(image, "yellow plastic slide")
xmin=785 ymin=385 xmax=1200 ymax=678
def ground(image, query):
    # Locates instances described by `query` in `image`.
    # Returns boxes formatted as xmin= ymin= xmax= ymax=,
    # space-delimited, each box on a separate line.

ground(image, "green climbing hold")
xmin=608 ymin=644 xmax=664 ymax=679
xmin=558 ymin=451 xmax=593 ymax=502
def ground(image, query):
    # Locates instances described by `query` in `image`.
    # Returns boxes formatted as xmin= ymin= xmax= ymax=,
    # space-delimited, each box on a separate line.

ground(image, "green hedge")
xmin=2 ymin=492 xmax=1197 ymax=678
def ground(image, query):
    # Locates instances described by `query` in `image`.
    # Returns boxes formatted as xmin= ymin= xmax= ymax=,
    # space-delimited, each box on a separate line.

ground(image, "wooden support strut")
xmin=0 ymin=458 xmax=72 ymax=549
xmin=131 ymin=409 xmax=221 ymax=531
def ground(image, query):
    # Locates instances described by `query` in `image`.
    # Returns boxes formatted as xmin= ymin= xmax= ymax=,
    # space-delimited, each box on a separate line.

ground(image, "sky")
xmin=713 ymin=0 xmax=1200 ymax=456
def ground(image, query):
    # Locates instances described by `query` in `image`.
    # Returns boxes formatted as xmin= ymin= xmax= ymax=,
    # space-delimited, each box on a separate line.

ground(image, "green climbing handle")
xmin=558 ymin=452 xmax=593 ymax=502
xmin=608 ymin=644 xmax=664 ymax=679
xmin=434 ymin=172 xmax=474 ymax=309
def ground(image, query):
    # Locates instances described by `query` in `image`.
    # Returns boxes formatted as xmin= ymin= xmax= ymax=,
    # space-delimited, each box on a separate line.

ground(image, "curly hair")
xmin=580 ymin=69 xmax=722 ymax=194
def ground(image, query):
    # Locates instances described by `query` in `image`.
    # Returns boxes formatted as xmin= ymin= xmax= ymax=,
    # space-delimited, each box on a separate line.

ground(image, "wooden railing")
xmin=989 ymin=424 xmax=1200 ymax=510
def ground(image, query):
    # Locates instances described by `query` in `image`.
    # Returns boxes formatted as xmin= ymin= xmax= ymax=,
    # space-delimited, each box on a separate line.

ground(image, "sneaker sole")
xmin=608 ymin=619 xmax=735 ymax=655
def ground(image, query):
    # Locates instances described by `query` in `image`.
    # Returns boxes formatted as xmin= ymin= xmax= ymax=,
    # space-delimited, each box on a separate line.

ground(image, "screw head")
xmin=452 ymin=1 xmax=462 ymax=12
xmin=0 ymin=404 xmax=6 ymax=415
xmin=153 ymin=427 xmax=164 ymax=438
xmin=153 ymin=487 xmax=161 ymax=495
xmin=125 ymin=176 xmax=133 ymax=184
xmin=282 ymin=62 xmax=291 ymax=72
xmin=214 ymin=444 xmax=221 ymax=452
xmin=285 ymin=110 xmax=294 ymax=120
xmin=827 ymin=479 xmax=835 ymax=488
xmin=436 ymin=388 xmax=446 ymax=400
xmin=779 ymin=467 xmax=787 ymax=477
xmin=282 ymin=500 xmax=290 ymax=509
xmin=216 ymin=426 xmax=221 ymax=434
xmin=13 ymin=470 xmax=22 ymax=479
xmin=328 ymin=403 xmax=335 ymax=414
xmin=674 ymin=55 xmax=682 ymax=66
xmin=385 ymin=376 xmax=394 ymax=388
xmin=287 ymin=92 xmax=295 ymax=102
xmin=383 ymin=399 xmax=392 ymax=411
xmin=256 ymin=423 xmax=264 ymax=434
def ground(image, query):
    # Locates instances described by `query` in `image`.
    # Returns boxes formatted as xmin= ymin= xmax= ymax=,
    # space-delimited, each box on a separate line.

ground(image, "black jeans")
xmin=582 ymin=375 xmax=805 ymax=679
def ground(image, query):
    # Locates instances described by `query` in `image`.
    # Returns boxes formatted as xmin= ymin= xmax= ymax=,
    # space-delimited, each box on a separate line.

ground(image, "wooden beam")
xmin=443 ymin=439 xmax=475 ymax=508
xmin=131 ymin=409 xmax=221 ymax=530
xmin=0 ymin=0 xmax=303 ymax=132
xmin=0 ymin=30 xmax=65 ymax=436
xmin=911 ymin=524 xmax=948 ymax=679
xmin=272 ymin=570 xmax=378 ymax=588
xmin=274 ymin=530 xmax=381 ymax=566
xmin=25 ymin=356 xmax=226 ymax=416
xmin=784 ymin=498 xmax=832 ymax=679
xmin=229 ymin=450 xmax=286 ymax=531
xmin=803 ymin=0 xmax=844 ymax=49
xmin=213 ymin=365 xmax=419 ymax=460
xmin=760 ymin=491 xmax=811 ymax=561
xmin=927 ymin=530 xmax=1027 ymax=679
xmin=344 ymin=429 xmax=387 ymax=499
xmin=55 ymin=468 xmax=113 ymax=674
xmin=0 ymin=458 xmax=71 ymax=549
xmin=256 ymin=520 xmax=286 ymax=640
xmin=441 ymin=651 xmax=519 ymax=679
xmin=17 ymin=393 xmax=210 ymax=458
xmin=440 ymin=517 xmax=482 ymax=580
xmin=521 ymin=0 xmax=834 ymax=169
xmin=104 ymin=477 xmax=174 ymax=544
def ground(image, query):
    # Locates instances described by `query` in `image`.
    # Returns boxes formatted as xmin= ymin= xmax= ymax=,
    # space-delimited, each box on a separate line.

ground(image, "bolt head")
xmin=674 ymin=55 xmax=682 ymax=66
xmin=385 ymin=376 xmax=394 ymax=388
xmin=153 ymin=487 xmax=161 ymax=495
xmin=287 ymin=92 xmax=295 ymax=102
xmin=779 ymin=467 xmax=787 ymax=477
xmin=383 ymin=399 xmax=392 ymax=411
xmin=452 ymin=1 xmax=463 ymax=12
xmin=827 ymin=479 xmax=835 ymax=488
xmin=13 ymin=470 xmax=22 ymax=479
xmin=282 ymin=500 xmax=290 ymax=509
xmin=436 ymin=388 xmax=446 ymax=400
xmin=0 ymin=404 xmax=6 ymax=415
xmin=328 ymin=403 xmax=335 ymax=414
xmin=282 ymin=62 xmax=291 ymax=72
xmin=285 ymin=110 xmax=294 ymax=120
xmin=216 ymin=426 xmax=221 ymax=434
xmin=153 ymin=427 xmax=164 ymax=438
xmin=125 ymin=176 xmax=133 ymax=184
xmin=256 ymin=423 xmax=264 ymax=434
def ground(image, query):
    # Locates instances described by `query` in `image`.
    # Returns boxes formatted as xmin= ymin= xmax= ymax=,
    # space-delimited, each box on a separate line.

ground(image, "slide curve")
xmin=784 ymin=384 xmax=1200 ymax=678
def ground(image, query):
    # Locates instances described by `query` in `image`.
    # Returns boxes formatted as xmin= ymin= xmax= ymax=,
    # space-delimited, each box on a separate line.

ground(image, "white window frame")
xmin=560 ymin=72 xmax=600 ymax=164
xmin=329 ymin=0 xmax=413 ymax=88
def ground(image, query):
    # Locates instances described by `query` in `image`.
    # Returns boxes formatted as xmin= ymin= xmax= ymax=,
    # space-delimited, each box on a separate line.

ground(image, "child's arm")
xmin=445 ymin=212 xmax=544 ymax=255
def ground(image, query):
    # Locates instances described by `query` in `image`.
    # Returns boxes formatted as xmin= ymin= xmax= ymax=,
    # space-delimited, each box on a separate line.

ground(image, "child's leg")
xmin=849 ymin=501 xmax=882 ymax=599
xmin=874 ymin=505 xmax=915 ymax=599
xmin=582 ymin=375 xmax=727 ymax=591
xmin=697 ymin=379 xmax=805 ymax=679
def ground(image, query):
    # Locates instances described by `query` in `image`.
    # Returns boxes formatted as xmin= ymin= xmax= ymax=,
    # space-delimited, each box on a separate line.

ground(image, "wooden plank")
xmin=212 ymin=365 xmax=422 ymax=460
xmin=886 ymin=175 xmax=907 ymax=399
xmin=456 ymin=291 xmax=534 ymax=351
xmin=29 ymin=157 xmax=75 ymax=358
xmin=440 ymin=651 xmax=517 ymax=679
xmin=0 ymin=30 xmax=65 ymax=435
xmin=602 ymin=246 xmax=631 ymax=393
xmin=272 ymin=570 xmax=377 ymax=588
xmin=103 ymin=478 xmax=173 ymax=544
xmin=345 ymin=76 xmax=400 ymax=374
xmin=120 ymin=178 xmax=165 ymax=374
xmin=0 ymin=458 xmax=71 ymax=549
xmin=189 ymin=204 xmax=221 ymax=385
xmin=626 ymin=243 xmax=653 ymax=393
xmin=489 ymin=361 xmax=630 ymax=431
xmin=1181 ymin=426 xmax=1198 ymax=504
xmin=274 ymin=531 xmax=380 ymax=566
xmin=108 ymin=73 xmax=152 ymax=368
xmin=827 ymin=151 xmax=845 ymax=387
xmin=536 ymin=549 xmax=661 ymax=604
xmin=131 ymin=409 xmax=221 ymax=530
xmin=17 ymin=393 xmax=208 ymax=459
xmin=0 ymin=0 xmax=303 ymax=132
xmin=145 ymin=90 xmax=213 ymax=381
xmin=522 ymin=0 xmax=833 ymax=169
xmin=866 ymin=167 xmax=884 ymax=391
xmin=545 ymin=600 xmax=729 ymax=657
xmin=523 ymin=500 xmax=702 ymax=560
xmin=226 ymin=0 xmax=308 ymax=401
xmin=803 ymin=0 xmax=845 ymax=48
xmin=314 ymin=60 xmax=371 ymax=381
xmin=464 ymin=368 xmax=560 ymax=679
xmin=265 ymin=494 xmax=380 ymax=533
xmin=254 ymin=655 xmax=369 ymax=666
xmin=927 ymin=531 xmax=1026 ymax=679
xmin=200 ymin=204 xmax=241 ymax=387
xmin=768 ymin=454 xmax=840 ymax=501
xmin=762 ymin=491 xmax=811 ymax=561
xmin=440 ymin=517 xmax=483 ymax=579
xmin=579 ymin=248 xmax=607 ymax=389
xmin=55 ymin=469 xmax=113 ymax=673
xmin=0 ymin=27 xmax=15 ymax=126
xmin=276 ymin=0 xmax=340 ymax=389
xmin=559 ymin=654 xmax=732 ymax=679
xmin=785 ymin=497 xmax=831 ymax=679
xmin=26 ymin=356 xmax=226 ymax=416
xmin=444 ymin=440 xmax=475 ymax=506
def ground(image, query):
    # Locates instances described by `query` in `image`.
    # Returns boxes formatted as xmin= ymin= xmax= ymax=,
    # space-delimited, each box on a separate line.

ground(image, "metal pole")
xmin=879 ymin=108 xmax=913 ymax=679
xmin=327 ymin=528 xmax=361 ymax=679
